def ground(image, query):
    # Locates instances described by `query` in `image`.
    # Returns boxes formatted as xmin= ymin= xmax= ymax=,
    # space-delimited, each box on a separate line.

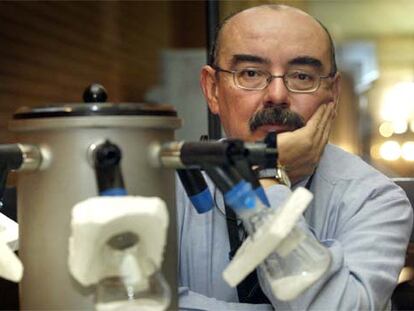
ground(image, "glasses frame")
xmin=213 ymin=66 xmax=336 ymax=93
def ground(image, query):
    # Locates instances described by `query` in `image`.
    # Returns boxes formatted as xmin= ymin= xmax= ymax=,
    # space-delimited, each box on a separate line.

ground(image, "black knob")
xmin=93 ymin=140 xmax=126 ymax=195
xmin=83 ymin=84 xmax=108 ymax=103
xmin=94 ymin=141 xmax=122 ymax=168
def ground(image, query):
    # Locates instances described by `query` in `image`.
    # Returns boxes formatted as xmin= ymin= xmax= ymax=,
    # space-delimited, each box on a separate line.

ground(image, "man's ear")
xmin=332 ymin=72 xmax=341 ymax=105
xmin=200 ymin=65 xmax=220 ymax=114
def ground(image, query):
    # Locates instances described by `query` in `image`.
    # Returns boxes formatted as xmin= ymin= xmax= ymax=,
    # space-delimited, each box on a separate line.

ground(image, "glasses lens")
xmin=235 ymin=69 xmax=267 ymax=89
xmin=285 ymin=71 xmax=318 ymax=91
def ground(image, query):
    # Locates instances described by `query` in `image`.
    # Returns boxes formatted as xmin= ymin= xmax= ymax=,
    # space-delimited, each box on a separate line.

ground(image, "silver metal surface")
xmin=149 ymin=141 xmax=185 ymax=169
xmin=17 ymin=144 xmax=44 ymax=171
xmin=10 ymin=115 xmax=182 ymax=131
xmin=86 ymin=140 xmax=106 ymax=167
xmin=10 ymin=114 xmax=181 ymax=310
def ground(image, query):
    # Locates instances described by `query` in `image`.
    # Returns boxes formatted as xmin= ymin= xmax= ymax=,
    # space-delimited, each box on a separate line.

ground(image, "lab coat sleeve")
xmin=259 ymin=179 xmax=413 ymax=310
xmin=179 ymin=286 xmax=273 ymax=311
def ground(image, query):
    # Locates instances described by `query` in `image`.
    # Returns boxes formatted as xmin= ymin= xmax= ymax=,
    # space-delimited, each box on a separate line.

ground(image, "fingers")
xmin=295 ymin=102 xmax=334 ymax=174
xmin=305 ymin=103 xmax=327 ymax=131
xmin=320 ymin=102 xmax=335 ymax=130
xmin=322 ymin=102 xmax=336 ymax=142
xmin=310 ymin=102 xmax=334 ymax=157
xmin=313 ymin=102 xmax=336 ymax=146
xmin=322 ymin=102 xmax=336 ymax=139
xmin=278 ymin=101 xmax=337 ymax=184
xmin=300 ymin=103 xmax=328 ymax=150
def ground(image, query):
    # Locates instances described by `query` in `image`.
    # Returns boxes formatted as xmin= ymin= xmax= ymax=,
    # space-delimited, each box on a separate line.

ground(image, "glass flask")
xmin=228 ymin=183 xmax=332 ymax=301
xmin=95 ymin=232 xmax=171 ymax=311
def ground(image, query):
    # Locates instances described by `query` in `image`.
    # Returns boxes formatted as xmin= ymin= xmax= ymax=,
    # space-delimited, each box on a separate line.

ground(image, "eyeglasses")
xmin=213 ymin=66 xmax=335 ymax=93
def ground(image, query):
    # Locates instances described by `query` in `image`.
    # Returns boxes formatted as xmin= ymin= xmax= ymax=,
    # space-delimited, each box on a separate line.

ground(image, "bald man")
xmin=176 ymin=4 xmax=413 ymax=310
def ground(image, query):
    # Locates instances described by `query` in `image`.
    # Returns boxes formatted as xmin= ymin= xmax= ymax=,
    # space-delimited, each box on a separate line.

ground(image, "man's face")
xmin=201 ymin=7 xmax=340 ymax=141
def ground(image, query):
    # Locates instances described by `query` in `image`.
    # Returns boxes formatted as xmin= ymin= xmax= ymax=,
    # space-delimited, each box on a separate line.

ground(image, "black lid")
xmin=13 ymin=102 xmax=177 ymax=119
xmin=13 ymin=84 xmax=177 ymax=119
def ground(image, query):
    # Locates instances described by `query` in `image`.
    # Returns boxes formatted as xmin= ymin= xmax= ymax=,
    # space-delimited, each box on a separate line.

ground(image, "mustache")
xmin=249 ymin=106 xmax=305 ymax=132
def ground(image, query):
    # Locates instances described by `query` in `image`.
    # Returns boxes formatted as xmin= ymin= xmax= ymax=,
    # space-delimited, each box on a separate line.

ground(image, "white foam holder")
xmin=0 ymin=212 xmax=18 ymax=250
xmin=0 ymin=212 xmax=23 ymax=282
xmin=68 ymin=196 xmax=169 ymax=287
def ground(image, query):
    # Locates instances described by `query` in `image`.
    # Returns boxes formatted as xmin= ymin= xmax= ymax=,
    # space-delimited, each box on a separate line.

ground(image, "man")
xmin=177 ymin=4 xmax=413 ymax=310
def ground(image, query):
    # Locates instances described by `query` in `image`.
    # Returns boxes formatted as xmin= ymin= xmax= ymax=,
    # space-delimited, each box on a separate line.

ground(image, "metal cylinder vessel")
xmin=9 ymin=100 xmax=181 ymax=309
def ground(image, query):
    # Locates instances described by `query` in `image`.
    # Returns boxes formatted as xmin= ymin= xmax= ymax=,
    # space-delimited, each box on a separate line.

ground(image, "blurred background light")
xmin=402 ymin=141 xmax=414 ymax=161
xmin=381 ymin=82 xmax=414 ymax=123
xmin=410 ymin=120 xmax=414 ymax=133
xmin=379 ymin=122 xmax=394 ymax=137
xmin=379 ymin=140 xmax=401 ymax=161
xmin=392 ymin=120 xmax=408 ymax=134
xmin=370 ymin=143 xmax=381 ymax=159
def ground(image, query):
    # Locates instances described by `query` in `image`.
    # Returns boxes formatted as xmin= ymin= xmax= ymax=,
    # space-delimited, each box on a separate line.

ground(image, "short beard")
xmin=249 ymin=106 xmax=305 ymax=133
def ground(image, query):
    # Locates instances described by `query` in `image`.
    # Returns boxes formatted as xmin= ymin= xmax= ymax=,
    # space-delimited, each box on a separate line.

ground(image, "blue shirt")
xmin=177 ymin=144 xmax=413 ymax=310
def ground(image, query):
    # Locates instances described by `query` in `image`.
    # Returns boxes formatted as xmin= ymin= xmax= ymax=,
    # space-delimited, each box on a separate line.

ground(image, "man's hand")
xmin=277 ymin=101 xmax=337 ymax=184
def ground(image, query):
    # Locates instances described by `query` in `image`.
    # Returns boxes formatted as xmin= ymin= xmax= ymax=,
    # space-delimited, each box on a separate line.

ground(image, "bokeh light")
xmin=379 ymin=122 xmax=394 ymax=137
xmin=370 ymin=144 xmax=381 ymax=159
xmin=379 ymin=141 xmax=401 ymax=161
xmin=392 ymin=120 xmax=408 ymax=134
xmin=381 ymin=82 xmax=414 ymax=123
xmin=410 ymin=120 xmax=414 ymax=133
xmin=401 ymin=141 xmax=414 ymax=161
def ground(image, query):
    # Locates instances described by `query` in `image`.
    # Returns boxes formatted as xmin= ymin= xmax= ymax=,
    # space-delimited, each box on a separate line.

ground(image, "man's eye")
xmin=290 ymin=72 xmax=314 ymax=81
xmin=239 ymin=69 xmax=262 ymax=79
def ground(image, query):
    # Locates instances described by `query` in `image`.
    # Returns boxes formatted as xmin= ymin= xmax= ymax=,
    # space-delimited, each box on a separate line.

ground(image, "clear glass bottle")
xmin=95 ymin=234 xmax=171 ymax=311
xmin=226 ymin=182 xmax=332 ymax=301
xmin=261 ymin=226 xmax=331 ymax=300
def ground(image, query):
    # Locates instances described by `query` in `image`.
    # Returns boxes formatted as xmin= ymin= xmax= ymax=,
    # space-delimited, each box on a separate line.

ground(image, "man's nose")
xmin=263 ymin=76 xmax=290 ymax=108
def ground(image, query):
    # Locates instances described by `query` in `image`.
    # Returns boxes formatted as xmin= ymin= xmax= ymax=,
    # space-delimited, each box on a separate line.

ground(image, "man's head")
xmin=200 ymin=4 xmax=340 ymax=141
